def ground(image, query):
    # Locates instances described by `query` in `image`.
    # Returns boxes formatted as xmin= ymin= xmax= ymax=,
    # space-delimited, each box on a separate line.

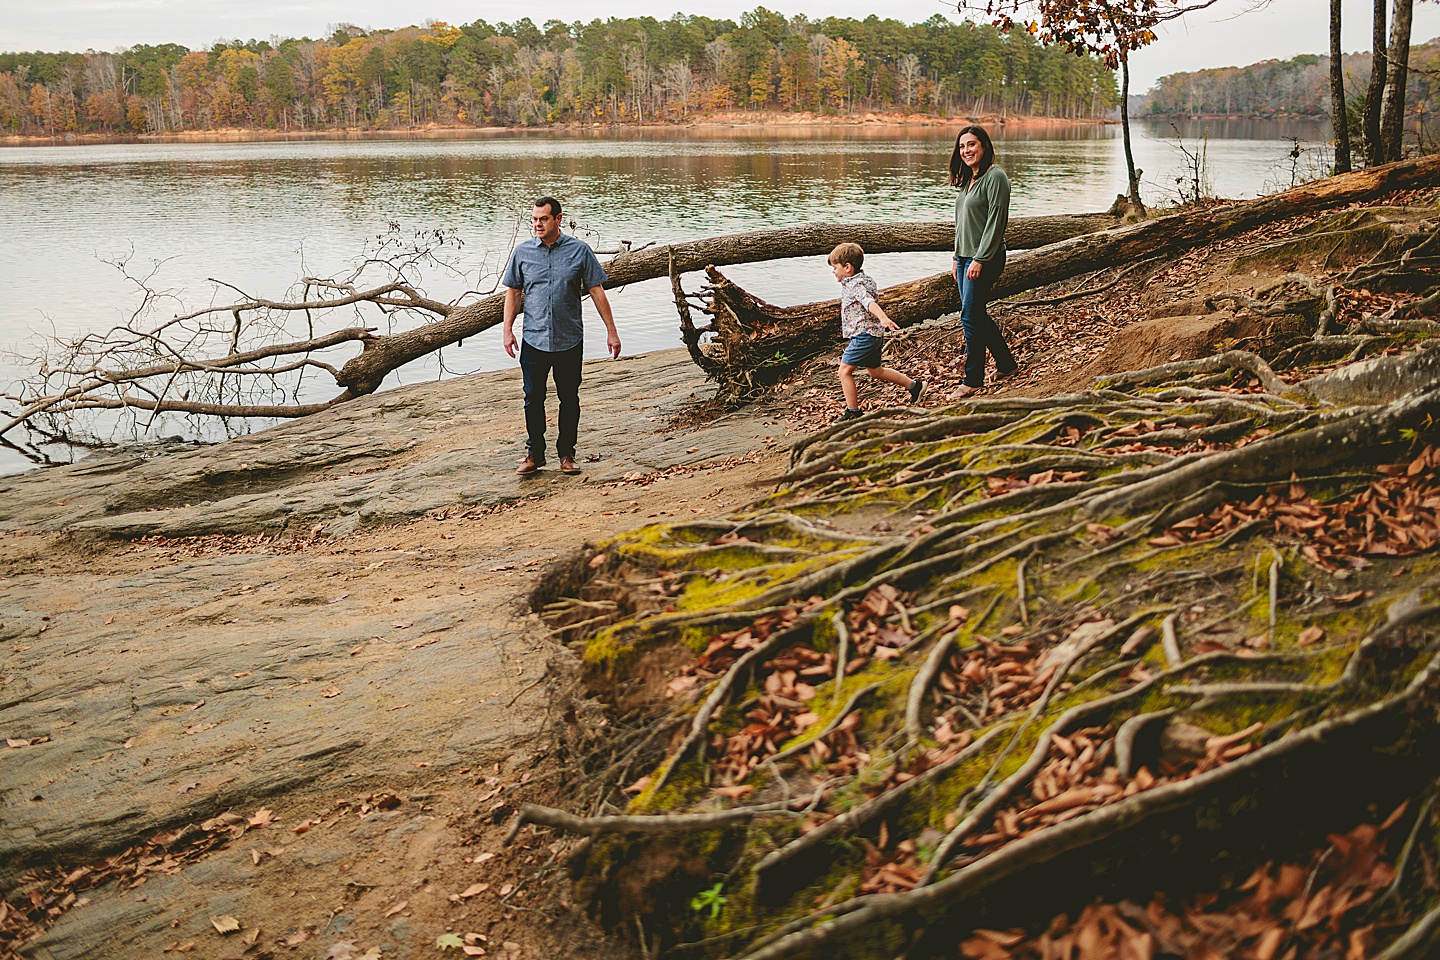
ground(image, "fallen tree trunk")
xmin=686 ymin=153 xmax=1440 ymax=400
xmin=333 ymin=214 xmax=1120 ymax=394
xmin=1 ymin=213 xmax=1121 ymax=449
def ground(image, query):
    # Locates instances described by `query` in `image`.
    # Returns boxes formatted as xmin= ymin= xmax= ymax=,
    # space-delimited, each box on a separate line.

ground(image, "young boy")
xmin=829 ymin=242 xmax=924 ymax=422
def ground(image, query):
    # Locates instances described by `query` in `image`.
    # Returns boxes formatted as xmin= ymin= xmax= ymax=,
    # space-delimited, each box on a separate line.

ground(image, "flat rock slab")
xmin=0 ymin=348 xmax=778 ymax=539
xmin=0 ymin=541 xmax=552 ymax=868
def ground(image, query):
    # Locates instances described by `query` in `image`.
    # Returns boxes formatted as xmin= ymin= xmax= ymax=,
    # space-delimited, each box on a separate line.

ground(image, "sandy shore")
xmin=0 ymin=112 xmax=1113 ymax=148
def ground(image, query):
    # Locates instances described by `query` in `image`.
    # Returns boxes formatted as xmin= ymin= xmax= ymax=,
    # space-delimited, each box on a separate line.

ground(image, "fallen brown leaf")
xmin=714 ymin=785 xmax=753 ymax=799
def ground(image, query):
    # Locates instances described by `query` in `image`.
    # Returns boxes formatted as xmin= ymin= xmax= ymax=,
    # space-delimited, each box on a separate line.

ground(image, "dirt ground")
xmin=5 ymin=191 xmax=1436 ymax=960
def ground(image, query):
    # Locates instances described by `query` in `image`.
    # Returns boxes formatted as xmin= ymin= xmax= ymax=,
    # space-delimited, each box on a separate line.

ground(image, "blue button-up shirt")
xmin=501 ymin=233 xmax=608 ymax=352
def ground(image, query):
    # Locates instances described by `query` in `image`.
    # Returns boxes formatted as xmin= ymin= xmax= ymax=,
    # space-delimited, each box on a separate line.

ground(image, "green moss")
xmin=629 ymin=752 xmax=710 ymax=813
xmin=553 ymin=377 xmax=1440 ymax=956
xmin=582 ymin=623 xmax=636 ymax=667
xmin=675 ymin=551 xmax=859 ymax=612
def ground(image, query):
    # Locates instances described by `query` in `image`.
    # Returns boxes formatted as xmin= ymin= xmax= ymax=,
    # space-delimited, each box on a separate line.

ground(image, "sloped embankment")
xmin=518 ymin=199 xmax=1440 ymax=959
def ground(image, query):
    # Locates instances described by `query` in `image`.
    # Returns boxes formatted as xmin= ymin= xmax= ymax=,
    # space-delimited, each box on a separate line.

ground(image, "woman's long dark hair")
xmin=948 ymin=125 xmax=996 ymax=189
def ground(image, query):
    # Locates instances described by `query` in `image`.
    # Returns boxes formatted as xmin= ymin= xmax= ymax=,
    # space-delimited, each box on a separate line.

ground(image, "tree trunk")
xmin=333 ymin=214 xmax=1120 ymax=395
xmin=1120 ymin=57 xmax=1144 ymax=212
xmin=689 ymin=154 xmax=1440 ymax=399
xmin=1379 ymin=0 xmax=1415 ymax=162
xmin=1331 ymin=0 xmax=1353 ymax=173
xmin=1365 ymin=0 xmax=1388 ymax=165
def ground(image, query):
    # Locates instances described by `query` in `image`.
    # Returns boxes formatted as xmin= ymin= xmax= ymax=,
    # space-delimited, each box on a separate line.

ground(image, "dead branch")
xmin=506 ymin=799 xmax=808 ymax=841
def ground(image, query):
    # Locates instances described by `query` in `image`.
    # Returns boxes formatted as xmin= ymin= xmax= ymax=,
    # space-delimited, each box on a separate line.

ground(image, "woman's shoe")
xmin=950 ymin=384 xmax=982 ymax=400
xmin=996 ymin=365 xmax=1022 ymax=381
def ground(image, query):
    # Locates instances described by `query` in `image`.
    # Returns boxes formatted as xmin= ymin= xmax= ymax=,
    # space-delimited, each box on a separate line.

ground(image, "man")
xmin=501 ymin=196 xmax=621 ymax=476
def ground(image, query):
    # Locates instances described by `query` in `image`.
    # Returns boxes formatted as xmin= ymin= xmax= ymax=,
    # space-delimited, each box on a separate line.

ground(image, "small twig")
xmin=507 ymin=799 xmax=806 ymax=841
xmin=1372 ymin=901 xmax=1440 ymax=960
xmin=1374 ymin=790 xmax=1438 ymax=913
xmin=1160 ymin=613 xmax=1183 ymax=668
xmin=833 ymin=611 xmax=850 ymax=702
xmin=1268 ymin=554 xmax=1281 ymax=646
xmin=768 ymin=681 xmax=885 ymax=765
xmin=1015 ymin=555 xmax=1031 ymax=627
xmin=647 ymin=622 xmax=808 ymax=795
xmin=636 ymin=916 xmax=652 ymax=960
xmin=753 ymin=724 xmax=1015 ymax=882
xmin=905 ymin=630 xmax=962 ymax=744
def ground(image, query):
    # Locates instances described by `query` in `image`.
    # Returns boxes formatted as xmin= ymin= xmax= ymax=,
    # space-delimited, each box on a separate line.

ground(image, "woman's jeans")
xmin=956 ymin=254 xmax=1017 ymax=387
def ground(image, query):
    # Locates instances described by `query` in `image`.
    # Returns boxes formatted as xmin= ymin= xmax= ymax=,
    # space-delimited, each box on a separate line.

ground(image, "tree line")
xmin=0 ymin=9 xmax=1119 ymax=136
xmin=1136 ymin=41 xmax=1440 ymax=119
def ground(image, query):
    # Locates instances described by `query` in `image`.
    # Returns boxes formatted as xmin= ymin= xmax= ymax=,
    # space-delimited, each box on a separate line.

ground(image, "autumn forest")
xmin=0 ymin=9 xmax=1123 ymax=136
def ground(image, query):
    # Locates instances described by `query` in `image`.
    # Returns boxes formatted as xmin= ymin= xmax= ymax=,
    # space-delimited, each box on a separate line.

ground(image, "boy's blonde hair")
xmin=828 ymin=242 xmax=865 ymax=270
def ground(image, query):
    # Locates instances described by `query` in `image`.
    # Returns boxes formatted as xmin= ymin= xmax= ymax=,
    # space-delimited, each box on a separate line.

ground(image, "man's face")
xmin=532 ymin=205 xmax=560 ymax=244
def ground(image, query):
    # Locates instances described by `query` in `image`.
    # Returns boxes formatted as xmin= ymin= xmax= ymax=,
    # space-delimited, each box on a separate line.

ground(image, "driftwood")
xmin=0 ymin=214 xmax=1117 ymax=450
xmin=334 ymin=213 xmax=1120 ymax=394
xmin=682 ymin=153 xmax=1440 ymax=399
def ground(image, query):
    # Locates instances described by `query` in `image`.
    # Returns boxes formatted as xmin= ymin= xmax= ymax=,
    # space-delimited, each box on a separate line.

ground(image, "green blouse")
xmin=954 ymin=164 xmax=1011 ymax=264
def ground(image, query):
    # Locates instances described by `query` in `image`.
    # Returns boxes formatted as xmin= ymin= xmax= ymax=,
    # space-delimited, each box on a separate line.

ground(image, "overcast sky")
xmin=2 ymin=0 xmax=1438 ymax=92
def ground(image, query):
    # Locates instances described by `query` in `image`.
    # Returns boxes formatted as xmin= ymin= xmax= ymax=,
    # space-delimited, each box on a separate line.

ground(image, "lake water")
xmin=0 ymin=119 xmax=1330 ymax=474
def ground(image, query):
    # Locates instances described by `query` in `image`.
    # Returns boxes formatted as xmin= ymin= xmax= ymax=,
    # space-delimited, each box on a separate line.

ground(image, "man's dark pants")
xmin=520 ymin=340 xmax=583 ymax=463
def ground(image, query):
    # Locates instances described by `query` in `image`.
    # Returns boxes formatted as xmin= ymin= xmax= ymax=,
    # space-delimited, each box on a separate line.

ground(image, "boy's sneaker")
xmin=908 ymin=380 xmax=926 ymax=404
xmin=837 ymin=407 xmax=864 ymax=423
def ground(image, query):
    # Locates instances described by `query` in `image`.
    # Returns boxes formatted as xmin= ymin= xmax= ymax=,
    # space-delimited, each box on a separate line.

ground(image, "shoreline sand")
xmin=0 ymin=111 xmax=1116 ymax=149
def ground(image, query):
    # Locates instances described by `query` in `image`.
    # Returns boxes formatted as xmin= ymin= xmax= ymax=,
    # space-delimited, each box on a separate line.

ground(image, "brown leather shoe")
xmin=516 ymin=455 xmax=542 ymax=476
xmin=560 ymin=457 xmax=581 ymax=475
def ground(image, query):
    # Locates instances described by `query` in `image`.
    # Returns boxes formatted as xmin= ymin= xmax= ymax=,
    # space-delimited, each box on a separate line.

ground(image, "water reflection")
xmin=0 ymin=123 xmax=1333 ymax=473
xmin=1150 ymin=118 xmax=1333 ymax=142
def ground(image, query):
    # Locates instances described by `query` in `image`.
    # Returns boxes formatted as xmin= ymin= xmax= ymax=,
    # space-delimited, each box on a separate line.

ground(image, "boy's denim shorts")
xmin=841 ymin=333 xmax=883 ymax=368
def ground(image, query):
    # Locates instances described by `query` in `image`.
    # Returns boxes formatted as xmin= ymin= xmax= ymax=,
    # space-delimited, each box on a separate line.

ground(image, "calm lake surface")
xmin=0 ymin=119 xmax=1329 ymax=474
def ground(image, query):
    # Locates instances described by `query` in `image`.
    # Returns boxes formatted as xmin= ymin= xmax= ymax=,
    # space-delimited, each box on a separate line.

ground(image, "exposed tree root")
xmin=526 ymin=194 xmax=1440 ymax=959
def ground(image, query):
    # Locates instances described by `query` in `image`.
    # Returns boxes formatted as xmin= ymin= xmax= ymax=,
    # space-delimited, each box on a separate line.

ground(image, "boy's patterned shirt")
xmin=840 ymin=272 xmax=884 ymax=338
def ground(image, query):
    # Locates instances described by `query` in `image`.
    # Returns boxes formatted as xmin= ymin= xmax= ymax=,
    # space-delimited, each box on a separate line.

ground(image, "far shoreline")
xmin=0 ymin=111 xmax=1119 ymax=149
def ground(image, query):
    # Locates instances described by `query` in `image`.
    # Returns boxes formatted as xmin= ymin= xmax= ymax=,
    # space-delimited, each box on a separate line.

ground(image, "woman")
xmin=949 ymin=125 xmax=1019 ymax=398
